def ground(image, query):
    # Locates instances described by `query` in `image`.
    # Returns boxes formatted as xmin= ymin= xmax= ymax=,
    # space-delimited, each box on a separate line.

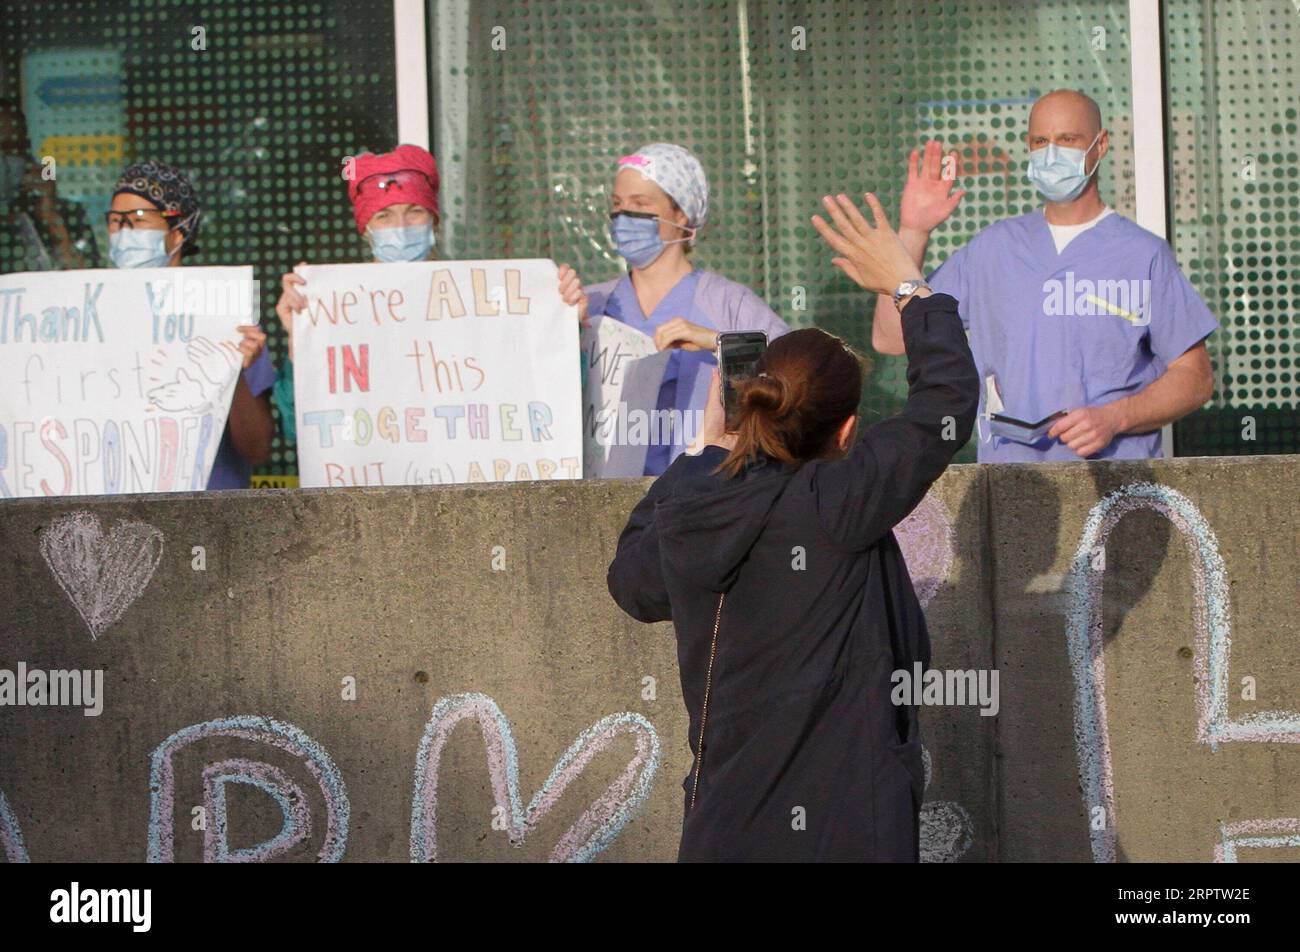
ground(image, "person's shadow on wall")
xmin=952 ymin=454 xmax=1171 ymax=862
xmin=1082 ymin=457 xmax=1172 ymax=864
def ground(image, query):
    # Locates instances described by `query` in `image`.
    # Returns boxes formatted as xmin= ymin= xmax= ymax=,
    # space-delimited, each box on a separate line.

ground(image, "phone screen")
xmin=719 ymin=332 xmax=768 ymax=428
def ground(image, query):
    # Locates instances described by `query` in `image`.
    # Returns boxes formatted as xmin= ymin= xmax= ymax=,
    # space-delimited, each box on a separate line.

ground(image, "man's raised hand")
xmin=899 ymin=140 xmax=966 ymax=233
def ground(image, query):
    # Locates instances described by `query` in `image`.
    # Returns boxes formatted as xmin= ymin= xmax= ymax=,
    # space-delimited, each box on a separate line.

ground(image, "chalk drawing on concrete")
xmin=148 ymin=715 xmax=349 ymax=863
xmin=0 ymin=788 xmax=30 ymax=863
xmin=895 ymin=492 xmax=955 ymax=609
xmin=919 ymin=745 xmax=974 ymax=863
xmin=410 ymin=692 xmax=661 ymax=863
xmin=39 ymin=510 xmax=164 ymax=640
xmin=1065 ymin=481 xmax=1300 ymax=863
xmin=1215 ymin=819 xmax=1300 ymax=862
xmin=897 ymin=493 xmax=976 ymax=862
xmin=203 ymin=759 xmax=313 ymax=863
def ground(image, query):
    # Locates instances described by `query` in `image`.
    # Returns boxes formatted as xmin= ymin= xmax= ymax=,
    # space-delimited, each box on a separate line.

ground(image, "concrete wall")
xmin=0 ymin=454 xmax=1297 ymax=863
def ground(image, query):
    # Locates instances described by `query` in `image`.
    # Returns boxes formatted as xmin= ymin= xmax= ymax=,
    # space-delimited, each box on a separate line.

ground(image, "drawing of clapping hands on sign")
xmin=146 ymin=337 xmax=242 ymax=412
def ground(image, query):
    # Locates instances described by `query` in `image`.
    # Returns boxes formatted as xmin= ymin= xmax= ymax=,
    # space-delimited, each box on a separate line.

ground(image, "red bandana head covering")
xmin=348 ymin=144 xmax=440 ymax=233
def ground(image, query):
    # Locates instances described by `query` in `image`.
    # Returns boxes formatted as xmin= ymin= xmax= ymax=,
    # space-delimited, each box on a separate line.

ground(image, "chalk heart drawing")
xmin=1065 ymin=481 xmax=1300 ymax=863
xmin=895 ymin=491 xmax=955 ymax=609
xmin=39 ymin=510 xmax=164 ymax=640
xmin=410 ymin=692 xmax=661 ymax=863
xmin=919 ymin=746 xmax=973 ymax=863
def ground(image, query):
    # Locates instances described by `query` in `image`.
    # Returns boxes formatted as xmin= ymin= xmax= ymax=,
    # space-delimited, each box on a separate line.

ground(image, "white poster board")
xmin=0 ymin=267 xmax=253 ymax=497
xmin=581 ymin=316 xmax=670 ymax=478
xmin=293 ymin=259 xmax=582 ymax=487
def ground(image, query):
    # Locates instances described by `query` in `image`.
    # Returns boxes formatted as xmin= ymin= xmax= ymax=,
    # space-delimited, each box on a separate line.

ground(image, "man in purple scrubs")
xmin=584 ymin=143 xmax=790 ymax=475
xmin=867 ymin=89 xmax=1216 ymax=462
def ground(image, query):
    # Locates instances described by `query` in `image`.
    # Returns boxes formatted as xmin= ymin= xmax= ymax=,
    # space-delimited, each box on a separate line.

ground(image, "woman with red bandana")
xmin=271 ymin=144 xmax=585 ymax=441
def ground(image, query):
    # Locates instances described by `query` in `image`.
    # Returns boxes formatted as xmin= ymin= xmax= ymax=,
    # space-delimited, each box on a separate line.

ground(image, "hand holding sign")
xmin=276 ymin=263 xmax=309 ymax=361
xmin=234 ymin=324 xmax=267 ymax=369
xmin=653 ymin=316 xmax=715 ymax=352
xmin=556 ymin=264 xmax=589 ymax=325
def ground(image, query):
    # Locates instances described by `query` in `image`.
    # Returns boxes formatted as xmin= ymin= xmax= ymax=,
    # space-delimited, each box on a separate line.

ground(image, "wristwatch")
xmin=892 ymin=278 xmax=931 ymax=311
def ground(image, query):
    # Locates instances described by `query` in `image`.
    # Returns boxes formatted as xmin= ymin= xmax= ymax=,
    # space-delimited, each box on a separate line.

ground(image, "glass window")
xmin=433 ymin=0 xmax=1136 ymax=462
xmin=0 ymin=0 xmax=400 ymax=477
xmin=1166 ymin=0 xmax=1299 ymax=456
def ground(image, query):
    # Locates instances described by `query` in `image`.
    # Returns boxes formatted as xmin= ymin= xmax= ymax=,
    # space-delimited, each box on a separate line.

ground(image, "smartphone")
xmin=989 ymin=409 xmax=1069 ymax=442
xmin=718 ymin=331 xmax=768 ymax=427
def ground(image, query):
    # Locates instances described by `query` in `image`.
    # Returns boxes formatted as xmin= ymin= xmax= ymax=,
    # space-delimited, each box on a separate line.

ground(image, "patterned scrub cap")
xmin=617 ymin=143 xmax=709 ymax=243
xmin=113 ymin=161 xmax=202 ymax=256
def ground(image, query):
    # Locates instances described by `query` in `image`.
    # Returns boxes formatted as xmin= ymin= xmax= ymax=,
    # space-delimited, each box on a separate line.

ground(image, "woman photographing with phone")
xmin=607 ymin=193 xmax=979 ymax=862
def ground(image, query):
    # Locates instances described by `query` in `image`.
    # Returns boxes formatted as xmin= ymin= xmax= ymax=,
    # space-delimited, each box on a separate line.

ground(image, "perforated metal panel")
xmin=0 ymin=0 xmax=398 ymax=476
xmin=1166 ymin=0 xmax=1300 ymax=456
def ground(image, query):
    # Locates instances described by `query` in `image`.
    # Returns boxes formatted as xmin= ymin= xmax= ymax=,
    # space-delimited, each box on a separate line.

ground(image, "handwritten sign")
xmin=0 ymin=267 xmax=253 ymax=497
xmin=581 ymin=317 xmax=670 ymax=478
xmin=293 ymin=260 xmax=581 ymax=487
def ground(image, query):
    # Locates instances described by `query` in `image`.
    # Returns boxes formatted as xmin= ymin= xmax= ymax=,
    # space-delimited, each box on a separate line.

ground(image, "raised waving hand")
xmin=900 ymin=140 xmax=966 ymax=233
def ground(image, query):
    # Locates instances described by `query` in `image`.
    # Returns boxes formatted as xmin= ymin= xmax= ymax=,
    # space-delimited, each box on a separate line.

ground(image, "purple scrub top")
xmin=586 ymin=268 xmax=790 ymax=475
xmin=926 ymin=209 xmax=1219 ymax=462
xmin=206 ymin=349 xmax=276 ymax=489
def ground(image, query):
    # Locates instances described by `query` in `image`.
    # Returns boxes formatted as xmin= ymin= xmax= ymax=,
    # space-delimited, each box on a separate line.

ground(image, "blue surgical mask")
xmin=609 ymin=211 xmax=693 ymax=269
xmin=369 ymin=222 xmax=435 ymax=263
xmin=109 ymin=228 xmax=176 ymax=269
xmin=1026 ymin=132 xmax=1103 ymax=203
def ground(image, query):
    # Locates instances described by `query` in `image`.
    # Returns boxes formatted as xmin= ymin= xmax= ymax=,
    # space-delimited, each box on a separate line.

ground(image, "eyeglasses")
xmin=105 ymin=208 xmax=182 ymax=232
xmin=353 ymin=168 xmax=435 ymax=197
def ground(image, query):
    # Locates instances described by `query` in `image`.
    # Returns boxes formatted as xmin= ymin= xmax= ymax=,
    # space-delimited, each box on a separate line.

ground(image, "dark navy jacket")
xmin=607 ymin=293 xmax=979 ymax=862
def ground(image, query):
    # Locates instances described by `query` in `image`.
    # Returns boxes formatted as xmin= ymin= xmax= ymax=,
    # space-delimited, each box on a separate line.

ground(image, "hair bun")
xmin=714 ymin=326 xmax=864 ymax=478
xmin=740 ymin=372 xmax=787 ymax=416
